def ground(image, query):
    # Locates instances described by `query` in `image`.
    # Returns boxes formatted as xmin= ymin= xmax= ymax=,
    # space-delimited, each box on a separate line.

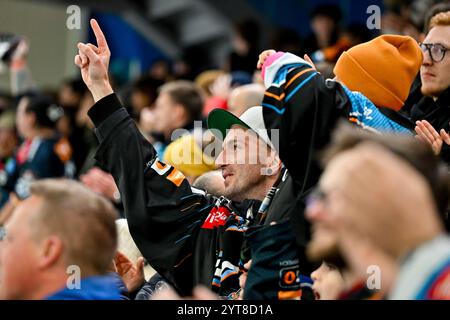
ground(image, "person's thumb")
xmin=440 ymin=129 xmax=450 ymax=144
xmin=137 ymin=257 xmax=145 ymax=271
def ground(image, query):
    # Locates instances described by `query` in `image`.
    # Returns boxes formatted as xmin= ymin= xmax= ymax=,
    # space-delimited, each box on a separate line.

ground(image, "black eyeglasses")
xmin=419 ymin=43 xmax=449 ymax=63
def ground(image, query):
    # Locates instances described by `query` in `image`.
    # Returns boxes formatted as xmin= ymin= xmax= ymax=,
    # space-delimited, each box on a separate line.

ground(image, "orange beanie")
xmin=333 ymin=35 xmax=423 ymax=111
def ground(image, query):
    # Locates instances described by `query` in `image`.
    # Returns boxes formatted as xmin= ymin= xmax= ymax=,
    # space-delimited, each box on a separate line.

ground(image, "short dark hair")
xmin=24 ymin=94 xmax=63 ymax=129
xmin=322 ymin=122 xmax=450 ymax=222
xmin=159 ymin=80 xmax=204 ymax=122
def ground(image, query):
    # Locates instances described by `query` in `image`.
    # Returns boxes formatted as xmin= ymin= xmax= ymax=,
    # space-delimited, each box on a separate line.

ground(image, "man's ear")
xmin=37 ymin=236 xmax=64 ymax=270
xmin=263 ymin=152 xmax=282 ymax=176
xmin=173 ymin=103 xmax=188 ymax=124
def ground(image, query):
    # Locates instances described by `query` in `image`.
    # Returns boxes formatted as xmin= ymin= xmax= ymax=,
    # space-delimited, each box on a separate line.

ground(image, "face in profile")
xmin=0 ymin=196 xmax=42 ymax=300
xmin=311 ymin=262 xmax=344 ymax=300
xmin=16 ymin=97 xmax=34 ymax=140
xmin=305 ymin=167 xmax=342 ymax=264
xmin=152 ymin=92 xmax=179 ymax=137
xmin=214 ymin=127 xmax=276 ymax=202
xmin=420 ymin=26 xmax=450 ymax=98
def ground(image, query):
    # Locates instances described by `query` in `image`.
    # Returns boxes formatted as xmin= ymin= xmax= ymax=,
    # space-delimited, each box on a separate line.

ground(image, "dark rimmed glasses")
xmin=419 ymin=43 xmax=449 ymax=63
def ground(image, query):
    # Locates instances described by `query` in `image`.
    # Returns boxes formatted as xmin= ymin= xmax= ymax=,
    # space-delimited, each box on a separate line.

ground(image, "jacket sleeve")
xmin=88 ymin=94 xmax=210 ymax=295
xmin=261 ymin=52 xmax=349 ymax=191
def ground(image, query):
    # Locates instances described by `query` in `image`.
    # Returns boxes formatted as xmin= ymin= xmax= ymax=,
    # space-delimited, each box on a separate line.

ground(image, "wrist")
xmin=90 ymin=81 xmax=114 ymax=102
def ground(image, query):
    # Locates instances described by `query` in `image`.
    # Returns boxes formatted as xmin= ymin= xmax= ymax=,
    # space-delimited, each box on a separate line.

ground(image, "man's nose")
xmin=305 ymin=201 xmax=323 ymax=222
xmin=215 ymin=150 xmax=225 ymax=167
xmin=422 ymin=49 xmax=433 ymax=66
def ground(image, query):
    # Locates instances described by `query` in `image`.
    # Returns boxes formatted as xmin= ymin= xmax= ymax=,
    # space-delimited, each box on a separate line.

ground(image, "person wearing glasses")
xmin=410 ymin=10 xmax=450 ymax=164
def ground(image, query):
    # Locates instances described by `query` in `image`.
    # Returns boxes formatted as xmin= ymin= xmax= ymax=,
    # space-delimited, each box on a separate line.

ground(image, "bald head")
xmin=228 ymin=84 xmax=265 ymax=117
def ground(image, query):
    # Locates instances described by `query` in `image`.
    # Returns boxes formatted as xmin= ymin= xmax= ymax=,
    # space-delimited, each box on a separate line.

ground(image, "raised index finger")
xmin=90 ymin=19 xmax=109 ymax=51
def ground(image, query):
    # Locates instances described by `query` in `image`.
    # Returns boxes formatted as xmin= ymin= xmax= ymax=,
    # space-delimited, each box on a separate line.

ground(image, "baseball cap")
xmin=207 ymin=106 xmax=274 ymax=150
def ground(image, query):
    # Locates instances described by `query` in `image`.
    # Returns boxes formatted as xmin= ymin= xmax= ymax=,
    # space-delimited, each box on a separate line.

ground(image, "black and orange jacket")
xmin=88 ymin=93 xmax=309 ymax=298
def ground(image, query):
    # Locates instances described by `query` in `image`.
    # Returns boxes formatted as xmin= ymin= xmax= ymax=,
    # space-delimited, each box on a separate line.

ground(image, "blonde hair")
xmin=429 ymin=11 xmax=450 ymax=29
xmin=29 ymin=179 xmax=118 ymax=275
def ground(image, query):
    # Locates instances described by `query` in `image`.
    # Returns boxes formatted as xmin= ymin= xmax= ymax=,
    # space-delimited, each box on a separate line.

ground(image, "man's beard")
xmin=223 ymin=174 xmax=264 ymax=202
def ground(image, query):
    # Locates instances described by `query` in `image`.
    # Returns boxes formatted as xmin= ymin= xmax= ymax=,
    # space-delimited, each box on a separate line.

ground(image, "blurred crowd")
xmin=0 ymin=0 xmax=449 ymax=300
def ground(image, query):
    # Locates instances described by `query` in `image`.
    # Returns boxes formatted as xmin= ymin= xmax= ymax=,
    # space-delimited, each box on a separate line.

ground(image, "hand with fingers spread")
xmin=114 ymin=251 xmax=146 ymax=293
xmin=415 ymin=120 xmax=444 ymax=155
xmin=74 ymin=19 xmax=113 ymax=102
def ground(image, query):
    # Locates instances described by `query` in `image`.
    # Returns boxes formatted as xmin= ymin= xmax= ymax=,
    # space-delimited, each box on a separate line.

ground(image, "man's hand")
xmin=303 ymin=54 xmax=317 ymax=70
xmin=257 ymin=50 xmax=276 ymax=69
xmin=114 ymin=251 xmax=145 ymax=293
xmin=415 ymin=120 xmax=443 ymax=155
xmin=80 ymin=167 xmax=120 ymax=203
xmin=74 ymin=19 xmax=113 ymax=102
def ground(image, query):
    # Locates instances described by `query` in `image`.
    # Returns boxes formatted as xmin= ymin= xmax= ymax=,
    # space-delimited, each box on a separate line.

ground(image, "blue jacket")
xmin=46 ymin=273 xmax=123 ymax=300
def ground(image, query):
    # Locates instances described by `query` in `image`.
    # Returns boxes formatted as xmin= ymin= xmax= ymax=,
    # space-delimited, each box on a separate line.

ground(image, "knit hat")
xmin=333 ymin=35 xmax=423 ymax=111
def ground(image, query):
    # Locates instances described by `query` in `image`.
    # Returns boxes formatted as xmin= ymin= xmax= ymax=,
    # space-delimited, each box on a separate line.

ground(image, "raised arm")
xmin=75 ymin=19 xmax=208 ymax=295
xmin=10 ymin=39 xmax=37 ymax=96
xmin=257 ymin=50 xmax=346 ymax=191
